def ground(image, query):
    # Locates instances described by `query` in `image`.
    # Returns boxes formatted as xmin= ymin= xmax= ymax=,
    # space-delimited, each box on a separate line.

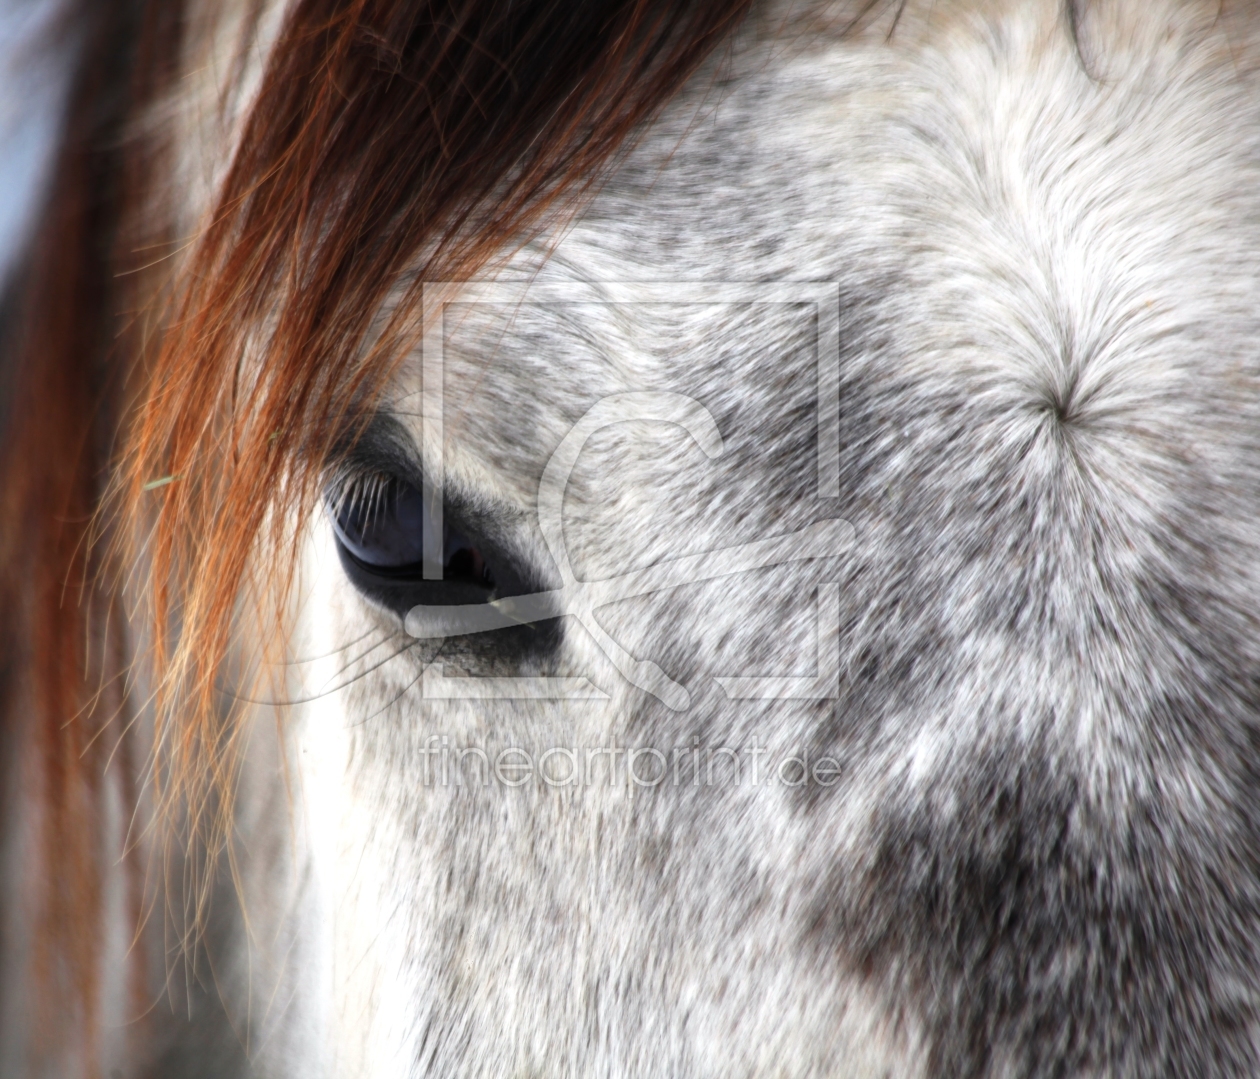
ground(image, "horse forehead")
xmin=558 ymin=0 xmax=1260 ymax=303
xmin=418 ymin=0 xmax=1254 ymax=383
xmin=394 ymin=0 xmax=1260 ymax=490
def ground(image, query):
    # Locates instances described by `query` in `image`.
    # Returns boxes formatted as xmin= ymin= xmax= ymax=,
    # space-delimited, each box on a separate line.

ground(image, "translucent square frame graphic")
xmin=410 ymin=281 xmax=849 ymax=708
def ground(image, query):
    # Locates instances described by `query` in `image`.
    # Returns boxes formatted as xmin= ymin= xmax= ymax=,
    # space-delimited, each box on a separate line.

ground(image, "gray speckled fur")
xmin=148 ymin=1 xmax=1260 ymax=1075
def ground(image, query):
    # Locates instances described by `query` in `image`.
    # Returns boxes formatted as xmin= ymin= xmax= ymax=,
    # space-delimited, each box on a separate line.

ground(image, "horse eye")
xmin=328 ymin=474 xmax=495 ymax=590
xmin=331 ymin=475 xmax=425 ymax=568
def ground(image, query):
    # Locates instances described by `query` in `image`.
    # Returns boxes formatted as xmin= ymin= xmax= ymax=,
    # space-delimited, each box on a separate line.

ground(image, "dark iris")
xmin=329 ymin=475 xmax=495 ymax=589
xmin=326 ymin=451 xmax=555 ymax=655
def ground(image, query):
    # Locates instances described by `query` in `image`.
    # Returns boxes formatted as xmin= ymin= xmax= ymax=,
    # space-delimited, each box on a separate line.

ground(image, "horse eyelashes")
xmin=327 ymin=471 xmax=496 ymax=591
xmin=330 ymin=473 xmax=426 ymax=569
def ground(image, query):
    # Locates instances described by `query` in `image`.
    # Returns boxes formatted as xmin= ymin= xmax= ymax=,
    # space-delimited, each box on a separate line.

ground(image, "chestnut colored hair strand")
xmin=0 ymin=0 xmax=753 ymax=1066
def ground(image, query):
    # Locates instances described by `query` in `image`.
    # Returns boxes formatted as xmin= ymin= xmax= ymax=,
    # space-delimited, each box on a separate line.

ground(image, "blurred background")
xmin=0 ymin=0 xmax=69 ymax=288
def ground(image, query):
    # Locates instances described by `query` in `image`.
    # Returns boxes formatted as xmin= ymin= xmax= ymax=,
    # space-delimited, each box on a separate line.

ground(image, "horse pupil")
xmin=443 ymin=534 xmax=494 ymax=587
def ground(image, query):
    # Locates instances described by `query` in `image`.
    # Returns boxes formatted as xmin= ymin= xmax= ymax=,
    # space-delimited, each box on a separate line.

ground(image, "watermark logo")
xmin=413 ymin=736 xmax=844 ymax=790
xmin=405 ymin=281 xmax=851 ymax=710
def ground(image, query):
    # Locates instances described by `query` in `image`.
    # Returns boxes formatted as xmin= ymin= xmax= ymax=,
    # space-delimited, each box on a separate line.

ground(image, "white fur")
xmin=116 ymin=2 xmax=1260 ymax=1075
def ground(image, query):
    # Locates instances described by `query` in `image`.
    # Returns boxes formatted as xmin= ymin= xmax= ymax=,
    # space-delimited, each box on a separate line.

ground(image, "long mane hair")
xmin=0 ymin=0 xmax=757 ymax=1064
